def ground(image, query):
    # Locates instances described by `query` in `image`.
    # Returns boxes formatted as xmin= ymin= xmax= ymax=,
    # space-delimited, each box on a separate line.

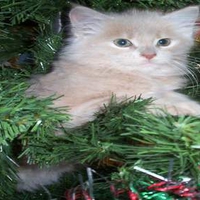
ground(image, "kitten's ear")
xmin=69 ymin=6 xmax=107 ymax=36
xmin=164 ymin=6 xmax=199 ymax=37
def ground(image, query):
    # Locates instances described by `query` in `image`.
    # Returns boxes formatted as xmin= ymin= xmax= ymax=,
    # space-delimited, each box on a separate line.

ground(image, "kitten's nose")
xmin=141 ymin=53 xmax=156 ymax=60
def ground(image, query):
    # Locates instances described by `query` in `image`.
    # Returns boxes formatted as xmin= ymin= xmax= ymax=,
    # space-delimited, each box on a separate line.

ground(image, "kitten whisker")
xmin=187 ymin=57 xmax=200 ymax=72
xmin=187 ymin=62 xmax=200 ymax=86
xmin=188 ymin=55 xmax=200 ymax=61
xmin=171 ymin=60 xmax=199 ymax=97
xmin=172 ymin=60 xmax=198 ymax=88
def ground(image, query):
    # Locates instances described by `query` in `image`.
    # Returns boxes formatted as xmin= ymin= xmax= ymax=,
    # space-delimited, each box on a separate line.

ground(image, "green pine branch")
xmin=22 ymin=97 xmax=200 ymax=183
xmin=0 ymin=70 xmax=70 ymax=197
xmin=0 ymin=146 xmax=17 ymax=199
xmin=0 ymin=78 xmax=69 ymax=147
xmin=1 ymin=0 xmax=69 ymax=25
xmin=78 ymin=0 xmax=200 ymax=11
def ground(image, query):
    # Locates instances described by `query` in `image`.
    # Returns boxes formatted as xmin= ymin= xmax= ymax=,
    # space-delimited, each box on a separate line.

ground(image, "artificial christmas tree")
xmin=1 ymin=0 xmax=200 ymax=199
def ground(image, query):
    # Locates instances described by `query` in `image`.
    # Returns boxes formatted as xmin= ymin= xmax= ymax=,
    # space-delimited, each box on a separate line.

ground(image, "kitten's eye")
xmin=113 ymin=38 xmax=132 ymax=47
xmin=157 ymin=38 xmax=171 ymax=47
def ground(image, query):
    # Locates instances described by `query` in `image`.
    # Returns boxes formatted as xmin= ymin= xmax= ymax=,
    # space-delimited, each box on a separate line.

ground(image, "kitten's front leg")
xmin=150 ymin=91 xmax=200 ymax=116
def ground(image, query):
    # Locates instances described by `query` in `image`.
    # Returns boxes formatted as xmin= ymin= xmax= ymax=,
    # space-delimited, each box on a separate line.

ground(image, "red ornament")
xmin=82 ymin=191 xmax=93 ymax=200
xmin=128 ymin=190 xmax=139 ymax=200
xmin=148 ymin=181 xmax=199 ymax=199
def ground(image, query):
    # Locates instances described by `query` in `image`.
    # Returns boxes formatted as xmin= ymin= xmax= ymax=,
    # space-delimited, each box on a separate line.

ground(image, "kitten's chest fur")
xmin=28 ymin=62 xmax=184 ymax=127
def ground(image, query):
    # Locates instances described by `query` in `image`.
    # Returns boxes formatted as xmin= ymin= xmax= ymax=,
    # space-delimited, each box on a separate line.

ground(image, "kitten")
xmin=28 ymin=5 xmax=200 ymax=128
xmin=19 ymin=5 xmax=200 ymax=191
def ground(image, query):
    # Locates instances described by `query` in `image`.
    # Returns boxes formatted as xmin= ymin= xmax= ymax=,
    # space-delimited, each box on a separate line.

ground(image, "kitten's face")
xmin=66 ymin=6 xmax=199 ymax=76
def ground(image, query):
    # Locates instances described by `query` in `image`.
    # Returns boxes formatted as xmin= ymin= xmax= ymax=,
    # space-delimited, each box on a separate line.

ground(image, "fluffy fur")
xmin=28 ymin=6 xmax=200 ymax=127
xmin=17 ymin=163 xmax=74 ymax=191
xmin=20 ymin=5 xmax=200 ymax=190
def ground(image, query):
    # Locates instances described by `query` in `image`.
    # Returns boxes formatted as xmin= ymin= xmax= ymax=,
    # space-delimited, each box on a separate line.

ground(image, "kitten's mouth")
xmin=140 ymin=60 xmax=156 ymax=66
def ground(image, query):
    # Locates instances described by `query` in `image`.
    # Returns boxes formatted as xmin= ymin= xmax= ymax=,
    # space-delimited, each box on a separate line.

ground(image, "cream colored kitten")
xmin=28 ymin=5 xmax=200 ymax=128
xmin=19 ymin=5 xmax=200 ymax=191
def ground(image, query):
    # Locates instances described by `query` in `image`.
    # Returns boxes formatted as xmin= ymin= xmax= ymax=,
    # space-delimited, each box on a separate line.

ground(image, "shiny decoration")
xmin=141 ymin=191 xmax=173 ymax=200
xmin=148 ymin=181 xmax=199 ymax=199
xmin=65 ymin=169 xmax=200 ymax=200
xmin=128 ymin=190 xmax=139 ymax=200
xmin=65 ymin=189 xmax=93 ymax=200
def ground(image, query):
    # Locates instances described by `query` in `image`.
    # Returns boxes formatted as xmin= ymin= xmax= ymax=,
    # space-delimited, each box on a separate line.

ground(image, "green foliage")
xmin=77 ymin=0 xmax=200 ymax=11
xmin=0 ymin=73 xmax=69 ymax=146
xmin=0 ymin=0 xmax=66 ymax=71
xmin=0 ymin=0 xmax=69 ymax=25
xmin=0 ymin=68 xmax=70 ymax=198
xmin=31 ymin=31 xmax=63 ymax=73
xmin=0 ymin=0 xmax=70 ymax=197
xmin=15 ymin=97 xmax=200 ymax=199
xmin=0 ymin=146 xmax=17 ymax=199
xmin=23 ymin=98 xmax=200 ymax=182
